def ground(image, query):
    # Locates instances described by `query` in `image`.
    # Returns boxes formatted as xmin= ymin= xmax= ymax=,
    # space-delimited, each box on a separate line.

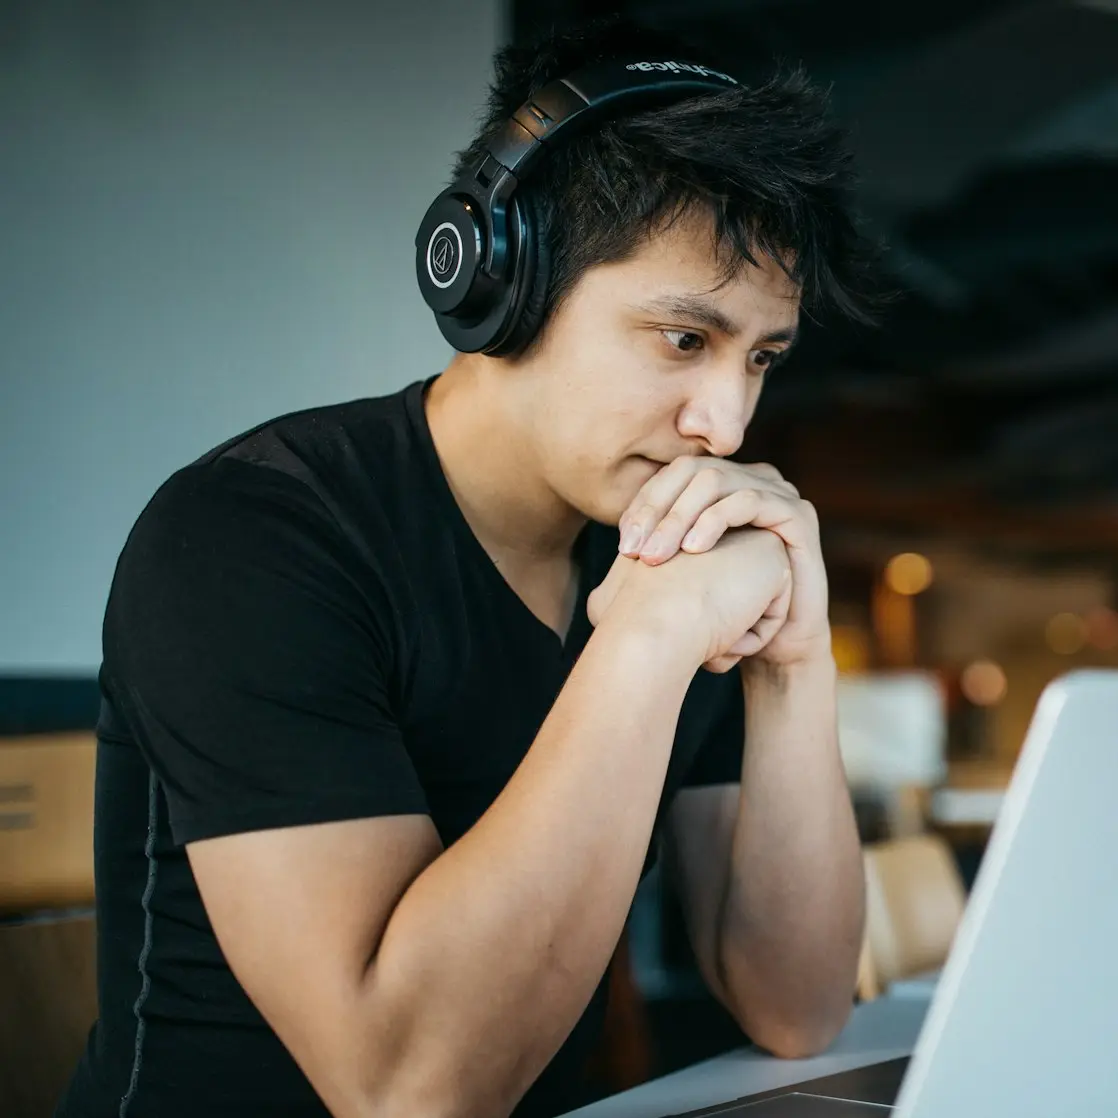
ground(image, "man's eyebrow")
xmin=636 ymin=295 xmax=740 ymax=336
xmin=634 ymin=294 xmax=799 ymax=348
xmin=757 ymin=325 xmax=799 ymax=348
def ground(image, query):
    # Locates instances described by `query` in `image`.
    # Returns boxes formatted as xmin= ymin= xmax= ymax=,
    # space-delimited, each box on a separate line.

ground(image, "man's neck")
xmin=423 ymin=354 xmax=586 ymax=565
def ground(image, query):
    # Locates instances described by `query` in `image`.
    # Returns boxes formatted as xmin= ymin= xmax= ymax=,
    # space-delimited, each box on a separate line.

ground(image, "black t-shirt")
xmin=57 ymin=377 xmax=744 ymax=1118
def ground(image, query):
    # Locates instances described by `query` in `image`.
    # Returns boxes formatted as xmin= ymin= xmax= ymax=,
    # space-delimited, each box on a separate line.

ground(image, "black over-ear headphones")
xmin=415 ymin=59 xmax=739 ymax=357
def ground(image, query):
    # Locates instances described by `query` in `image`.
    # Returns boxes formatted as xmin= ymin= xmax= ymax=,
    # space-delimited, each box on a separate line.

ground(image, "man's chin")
xmin=571 ymin=460 xmax=662 ymax=528
xmin=568 ymin=492 xmax=624 ymax=530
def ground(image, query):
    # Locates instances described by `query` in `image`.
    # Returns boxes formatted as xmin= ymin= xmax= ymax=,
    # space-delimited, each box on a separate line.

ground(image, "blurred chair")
xmin=855 ymin=928 xmax=881 ymax=1003
xmin=860 ymin=834 xmax=967 ymax=997
xmin=880 ymin=784 xmax=929 ymax=841
xmin=0 ymin=732 xmax=98 ymax=1118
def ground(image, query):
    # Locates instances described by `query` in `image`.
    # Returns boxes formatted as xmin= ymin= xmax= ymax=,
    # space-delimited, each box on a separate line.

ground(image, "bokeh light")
xmin=960 ymin=660 xmax=1008 ymax=706
xmin=1084 ymin=606 xmax=1118 ymax=652
xmin=884 ymin=552 xmax=934 ymax=596
xmin=1046 ymin=612 xmax=1087 ymax=655
xmin=831 ymin=624 xmax=871 ymax=673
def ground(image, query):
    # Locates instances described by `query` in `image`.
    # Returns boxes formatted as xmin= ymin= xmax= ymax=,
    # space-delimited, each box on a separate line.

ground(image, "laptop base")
xmin=665 ymin=1056 xmax=908 ymax=1118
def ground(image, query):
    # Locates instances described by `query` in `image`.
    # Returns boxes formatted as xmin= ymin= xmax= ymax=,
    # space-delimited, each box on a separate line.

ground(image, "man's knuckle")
xmin=693 ymin=466 xmax=723 ymax=494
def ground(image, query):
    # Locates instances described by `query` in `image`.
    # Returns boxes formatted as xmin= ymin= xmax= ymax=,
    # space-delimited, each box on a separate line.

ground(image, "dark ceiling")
xmin=513 ymin=0 xmax=1118 ymax=560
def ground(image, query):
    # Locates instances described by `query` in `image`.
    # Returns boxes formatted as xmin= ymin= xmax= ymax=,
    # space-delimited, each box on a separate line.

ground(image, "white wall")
xmin=0 ymin=0 xmax=504 ymax=672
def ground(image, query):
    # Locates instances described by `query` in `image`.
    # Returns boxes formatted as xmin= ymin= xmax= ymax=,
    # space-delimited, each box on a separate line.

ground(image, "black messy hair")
xmin=451 ymin=17 xmax=881 ymax=351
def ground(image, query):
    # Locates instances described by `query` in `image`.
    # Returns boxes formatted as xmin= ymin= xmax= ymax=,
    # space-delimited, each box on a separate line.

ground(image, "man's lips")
xmin=636 ymin=453 xmax=708 ymax=467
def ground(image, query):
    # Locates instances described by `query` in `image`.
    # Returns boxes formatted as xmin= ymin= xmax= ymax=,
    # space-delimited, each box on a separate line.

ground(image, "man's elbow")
xmin=354 ymin=1074 xmax=475 ymax=1118
xmin=351 ymin=1042 xmax=526 ymax=1118
xmin=717 ymin=946 xmax=858 ymax=1060
xmin=742 ymin=1002 xmax=853 ymax=1061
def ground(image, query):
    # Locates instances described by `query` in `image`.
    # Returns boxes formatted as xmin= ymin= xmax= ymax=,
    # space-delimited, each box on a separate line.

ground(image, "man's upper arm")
xmin=105 ymin=460 xmax=428 ymax=842
xmin=104 ymin=461 xmax=439 ymax=1109
xmin=663 ymin=783 xmax=740 ymax=1008
xmin=188 ymin=814 xmax=442 ymax=1116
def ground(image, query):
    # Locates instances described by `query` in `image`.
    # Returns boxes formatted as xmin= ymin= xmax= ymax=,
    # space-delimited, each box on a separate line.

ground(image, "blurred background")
xmin=3 ymin=0 xmax=1117 ymax=1114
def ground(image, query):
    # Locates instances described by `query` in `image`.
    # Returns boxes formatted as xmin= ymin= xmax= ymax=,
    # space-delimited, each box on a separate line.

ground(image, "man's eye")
xmin=751 ymin=348 xmax=781 ymax=371
xmin=662 ymin=329 xmax=705 ymax=353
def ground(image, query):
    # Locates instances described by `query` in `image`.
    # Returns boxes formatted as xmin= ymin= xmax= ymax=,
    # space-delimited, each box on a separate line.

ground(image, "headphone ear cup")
xmin=487 ymin=195 xmax=551 ymax=358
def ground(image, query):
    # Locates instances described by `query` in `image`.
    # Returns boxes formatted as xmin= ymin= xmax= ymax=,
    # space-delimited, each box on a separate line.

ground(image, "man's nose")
xmin=677 ymin=367 xmax=754 ymax=458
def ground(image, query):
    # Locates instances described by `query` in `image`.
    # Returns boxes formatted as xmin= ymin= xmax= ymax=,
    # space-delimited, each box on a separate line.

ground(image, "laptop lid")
xmin=896 ymin=670 xmax=1118 ymax=1118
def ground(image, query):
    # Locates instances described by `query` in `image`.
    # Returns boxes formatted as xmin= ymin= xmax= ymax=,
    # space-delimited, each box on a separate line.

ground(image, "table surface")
xmin=561 ymin=994 xmax=931 ymax=1118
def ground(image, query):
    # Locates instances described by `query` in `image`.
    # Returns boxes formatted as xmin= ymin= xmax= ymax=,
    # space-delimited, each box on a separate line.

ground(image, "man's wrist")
xmin=738 ymin=647 xmax=841 ymax=765
xmin=740 ymin=644 xmax=837 ymax=696
xmin=593 ymin=598 xmax=709 ymax=677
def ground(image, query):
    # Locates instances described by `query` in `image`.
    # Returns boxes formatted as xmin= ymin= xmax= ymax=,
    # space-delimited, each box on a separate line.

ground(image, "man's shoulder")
xmin=156 ymin=380 xmax=425 ymax=516
xmin=192 ymin=381 xmax=421 ymax=484
xmin=118 ymin=380 xmax=433 ymax=590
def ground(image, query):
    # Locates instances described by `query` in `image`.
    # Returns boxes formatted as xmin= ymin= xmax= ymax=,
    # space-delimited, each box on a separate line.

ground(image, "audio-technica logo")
xmin=426 ymin=222 xmax=463 ymax=289
xmin=432 ymin=236 xmax=455 ymax=276
xmin=625 ymin=60 xmax=738 ymax=85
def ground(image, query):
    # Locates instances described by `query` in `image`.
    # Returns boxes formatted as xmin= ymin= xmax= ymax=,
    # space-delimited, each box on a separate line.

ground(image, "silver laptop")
xmin=674 ymin=669 xmax=1118 ymax=1118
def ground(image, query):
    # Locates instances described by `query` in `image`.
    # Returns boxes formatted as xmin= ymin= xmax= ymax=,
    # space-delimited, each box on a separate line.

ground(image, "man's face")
xmin=513 ymin=208 xmax=801 ymax=525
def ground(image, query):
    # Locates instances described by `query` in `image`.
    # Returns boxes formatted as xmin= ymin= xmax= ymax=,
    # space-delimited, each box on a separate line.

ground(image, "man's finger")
xmin=619 ymin=460 xmax=801 ymax=558
xmin=729 ymin=568 xmax=793 ymax=655
xmin=744 ymin=462 xmax=800 ymax=498
xmin=676 ymin=489 xmax=803 ymax=557
xmin=618 ymin=458 xmax=702 ymax=555
xmin=702 ymin=653 xmax=745 ymax=674
xmin=636 ymin=467 xmax=727 ymax=563
xmin=633 ymin=477 xmax=797 ymax=563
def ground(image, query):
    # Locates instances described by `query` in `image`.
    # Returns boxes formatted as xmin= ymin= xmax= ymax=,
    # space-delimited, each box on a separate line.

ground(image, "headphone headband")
xmin=488 ymin=60 xmax=739 ymax=177
xmin=416 ymin=58 xmax=740 ymax=355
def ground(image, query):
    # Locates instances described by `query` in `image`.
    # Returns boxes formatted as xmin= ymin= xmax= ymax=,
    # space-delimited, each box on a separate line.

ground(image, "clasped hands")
xmin=587 ymin=457 xmax=832 ymax=674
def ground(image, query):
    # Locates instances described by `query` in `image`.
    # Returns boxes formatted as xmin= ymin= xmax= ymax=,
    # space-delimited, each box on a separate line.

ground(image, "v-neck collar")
xmin=403 ymin=376 xmax=595 ymax=657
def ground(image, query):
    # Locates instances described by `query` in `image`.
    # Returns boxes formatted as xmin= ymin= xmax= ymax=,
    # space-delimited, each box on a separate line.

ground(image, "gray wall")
xmin=1 ymin=0 xmax=503 ymax=672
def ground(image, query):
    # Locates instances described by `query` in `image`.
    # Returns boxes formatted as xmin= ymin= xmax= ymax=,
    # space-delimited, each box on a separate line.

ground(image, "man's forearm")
xmin=719 ymin=652 xmax=865 ymax=1058
xmin=359 ymin=611 xmax=703 ymax=1118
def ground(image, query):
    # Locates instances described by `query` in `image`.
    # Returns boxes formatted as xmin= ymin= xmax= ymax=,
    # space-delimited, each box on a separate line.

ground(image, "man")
xmin=58 ymin=18 xmax=873 ymax=1118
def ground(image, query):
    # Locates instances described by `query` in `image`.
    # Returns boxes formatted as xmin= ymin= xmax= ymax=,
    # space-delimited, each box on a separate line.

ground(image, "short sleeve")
xmin=678 ymin=667 xmax=745 ymax=789
xmin=102 ymin=459 xmax=428 ymax=846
